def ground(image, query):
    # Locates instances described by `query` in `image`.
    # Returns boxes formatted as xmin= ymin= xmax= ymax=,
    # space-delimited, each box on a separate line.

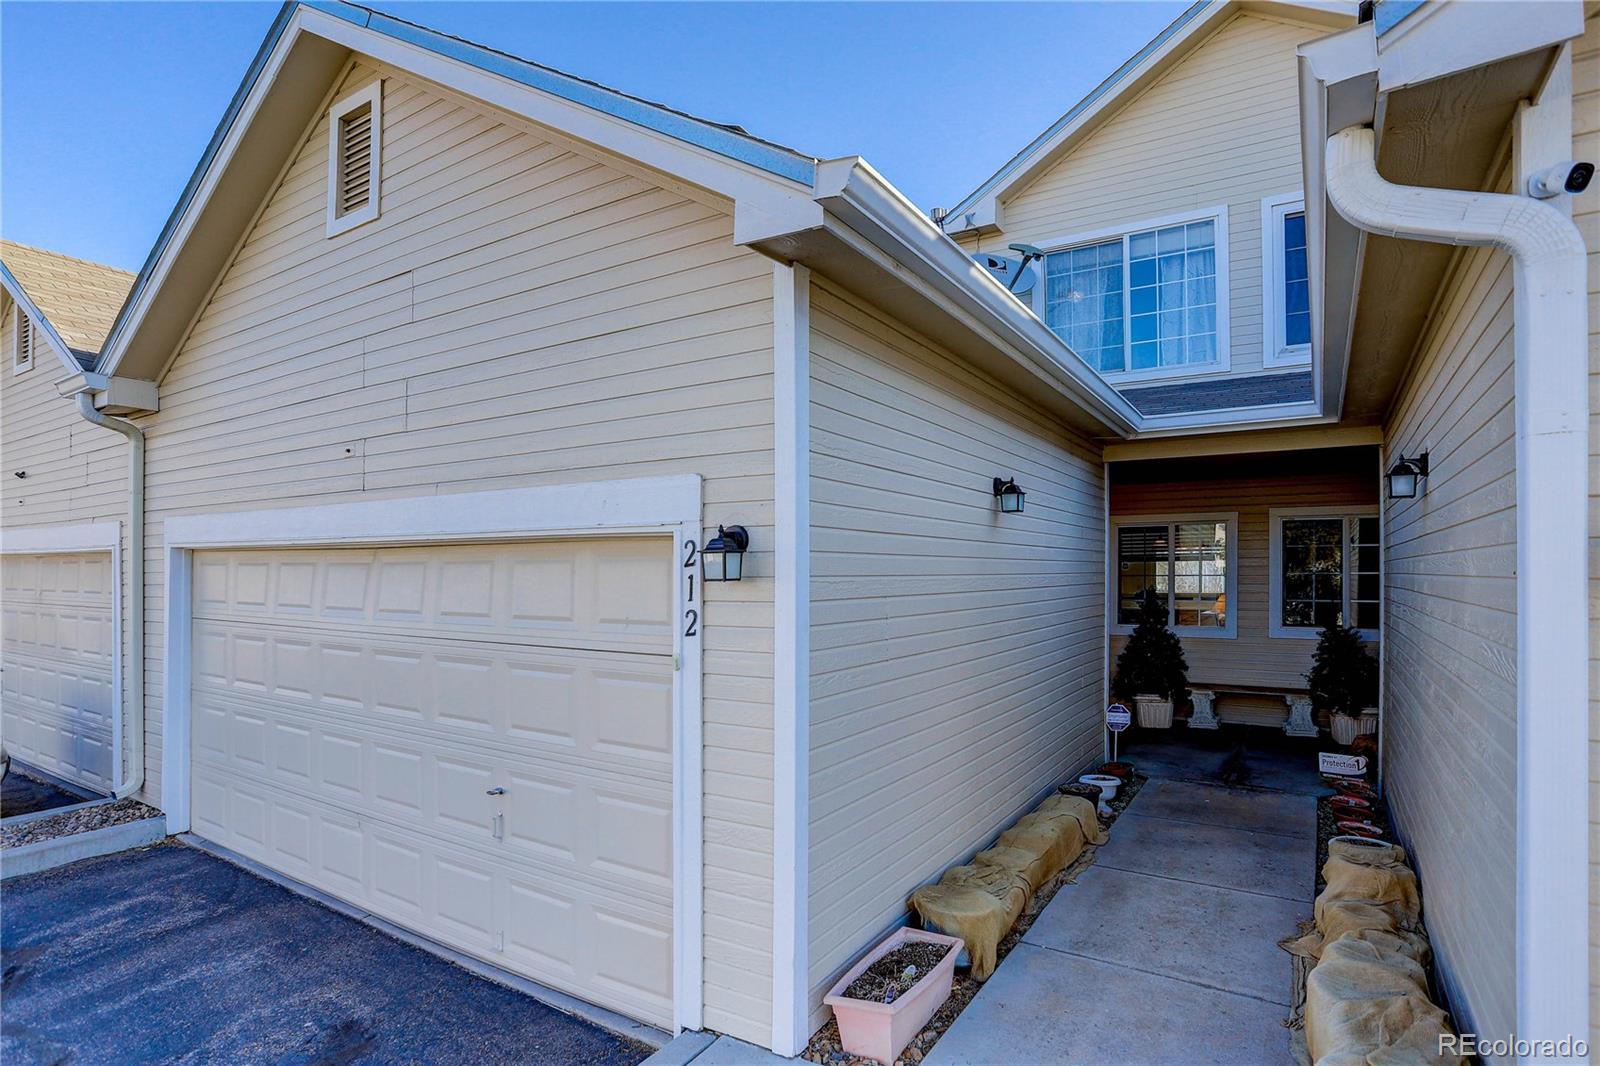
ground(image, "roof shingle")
xmin=1 ymin=241 xmax=135 ymax=368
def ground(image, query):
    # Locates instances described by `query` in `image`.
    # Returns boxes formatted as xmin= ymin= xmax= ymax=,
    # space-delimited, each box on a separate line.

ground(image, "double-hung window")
xmin=1269 ymin=508 xmax=1380 ymax=638
xmin=1040 ymin=207 xmax=1229 ymax=379
xmin=1262 ymin=193 xmax=1311 ymax=366
xmin=1112 ymin=514 xmax=1236 ymax=637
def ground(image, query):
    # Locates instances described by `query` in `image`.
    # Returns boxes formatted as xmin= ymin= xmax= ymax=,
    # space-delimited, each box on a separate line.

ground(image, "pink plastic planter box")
xmin=823 ymin=927 xmax=964 ymax=1065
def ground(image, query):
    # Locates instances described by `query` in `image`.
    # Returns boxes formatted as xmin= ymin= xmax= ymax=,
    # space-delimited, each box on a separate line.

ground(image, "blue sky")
xmin=1 ymin=1 xmax=1186 ymax=273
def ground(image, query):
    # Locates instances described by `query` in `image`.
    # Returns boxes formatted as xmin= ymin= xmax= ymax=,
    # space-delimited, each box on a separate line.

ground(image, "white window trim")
xmin=325 ymin=80 xmax=382 ymax=238
xmin=1267 ymin=505 xmax=1380 ymax=640
xmin=1261 ymin=192 xmax=1311 ymax=368
xmin=158 ymin=477 xmax=705 ymax=1034
xmin=14 ymin=309 xmax=34 ymax=374
xmin=1029 ymin=204 xmax=1232 ymax=384
xmin=1108 ymin=511 xmax=1238 ymax=640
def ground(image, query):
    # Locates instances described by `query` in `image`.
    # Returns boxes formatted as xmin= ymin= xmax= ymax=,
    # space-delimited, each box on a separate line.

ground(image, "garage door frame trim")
xmin=0 ymin=521 xmax=124 ymax=790
xmin=159 ymin=476 xmax=704 ymax=1033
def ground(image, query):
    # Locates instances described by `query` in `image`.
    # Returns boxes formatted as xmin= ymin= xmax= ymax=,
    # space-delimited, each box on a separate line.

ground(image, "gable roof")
xmin=0 ymin=240 xmax=135 ymax=372
xmin=95 ymin=0 xmax=822 ymax=383
xmin=942 ymin=0 xmax=1355 ymax=235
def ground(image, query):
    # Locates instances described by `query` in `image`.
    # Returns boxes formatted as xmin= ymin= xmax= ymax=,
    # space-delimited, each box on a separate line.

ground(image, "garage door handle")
xmin=485 ymin=787 xmax=506 ymax=796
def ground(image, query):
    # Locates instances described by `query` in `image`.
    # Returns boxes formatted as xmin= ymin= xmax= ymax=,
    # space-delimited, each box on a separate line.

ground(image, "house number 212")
xmin=682 ymin=538 xmax=699 ymax=637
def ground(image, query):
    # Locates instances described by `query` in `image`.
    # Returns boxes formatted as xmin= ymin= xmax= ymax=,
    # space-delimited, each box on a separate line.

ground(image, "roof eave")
xmin=0 ymin=261 xmax=93 ymax=378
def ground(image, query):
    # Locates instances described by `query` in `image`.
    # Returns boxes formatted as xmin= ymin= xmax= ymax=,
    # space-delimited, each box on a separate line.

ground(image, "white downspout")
xmin=73 ymin=393 xmax=145 ymax=802
xmin=1325 ymin=125 xmax=1589 ymax=1053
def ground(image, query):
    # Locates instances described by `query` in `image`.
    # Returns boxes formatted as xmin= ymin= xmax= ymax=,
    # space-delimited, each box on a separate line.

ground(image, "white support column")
xmin=1187 ymin=689 xmax=1219 ymax=730
xmin=770 ymin=261 xmax=811 ymax=1056
xmin=1283 ymin=694 xmax=1318 ymax=738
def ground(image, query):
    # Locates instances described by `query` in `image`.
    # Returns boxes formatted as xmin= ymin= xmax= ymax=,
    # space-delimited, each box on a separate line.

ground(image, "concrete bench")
xmin=1187 ymin=684 xmax=1318 ymax=737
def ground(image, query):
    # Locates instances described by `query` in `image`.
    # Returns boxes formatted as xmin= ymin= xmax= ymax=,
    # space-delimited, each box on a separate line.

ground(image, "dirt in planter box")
xmin=804 ymin=773 xmax=1147 ymax=1066
xmin=840 ymin=942 xmax=954 ymax=1004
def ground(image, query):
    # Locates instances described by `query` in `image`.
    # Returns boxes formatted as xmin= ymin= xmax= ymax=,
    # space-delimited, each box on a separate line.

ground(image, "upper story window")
xmin=1268 ymin=508 xmax=1380 ymax=638
xmin=13 ymin=309 xmax=34 ymax=374
xmin=1111 ymin=513 xmax=1237 ymax=638
xmin=326 ymin=82 xmax=382 ymax=238
xmin=1263 ymin=193 xmax=1311 ymax=367
xmin=1036 ymin=206 xmax=1230 ymax=381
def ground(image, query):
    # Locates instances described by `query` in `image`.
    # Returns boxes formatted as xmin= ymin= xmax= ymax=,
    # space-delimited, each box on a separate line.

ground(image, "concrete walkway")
xmin=927 ymin=749 xmax=1317 ymax=1065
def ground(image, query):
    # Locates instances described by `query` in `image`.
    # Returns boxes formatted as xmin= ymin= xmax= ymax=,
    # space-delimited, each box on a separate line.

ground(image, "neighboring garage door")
xmin=1 ymin=552 xmax=116 ymax=792
xmin=188 ymin=538 xmax=677 ymax=1027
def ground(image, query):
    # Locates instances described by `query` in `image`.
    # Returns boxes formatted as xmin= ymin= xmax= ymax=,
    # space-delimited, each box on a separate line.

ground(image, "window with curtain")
xmin=1044 ymin=215 xmax=1221 ymax=375
xmin=1116 ymin=518 xmax=1230 ymax=631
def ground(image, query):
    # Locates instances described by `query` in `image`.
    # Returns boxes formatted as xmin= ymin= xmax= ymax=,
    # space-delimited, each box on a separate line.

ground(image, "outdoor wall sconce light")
xmin=993 ymin=477 xmax=1026 ymax=514
xmin=1386 ymin=453 xmax=1429 ymax=499
xmin=702 ymin=525 xmax=749 ymax=582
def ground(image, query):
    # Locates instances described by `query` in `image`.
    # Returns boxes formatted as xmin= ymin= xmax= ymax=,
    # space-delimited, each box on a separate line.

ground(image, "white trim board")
xmin=769 ymin=262 xmax=811 ymax=1056
xmin=157 ymin=477 xmax=705 ymax=1035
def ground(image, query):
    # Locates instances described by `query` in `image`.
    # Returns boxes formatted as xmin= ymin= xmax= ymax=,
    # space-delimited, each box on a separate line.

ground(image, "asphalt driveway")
xmin=1 ymin=843 xmax=654 ymax=1065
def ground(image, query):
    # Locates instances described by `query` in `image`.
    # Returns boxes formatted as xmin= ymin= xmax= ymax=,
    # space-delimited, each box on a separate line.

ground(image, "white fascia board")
xmin=1132 ymin=401 xmax=1333 ymax=436
xmin=809 ymin=157 xmax=1141 ymax=436
xmin=55 ymin=370 xmax=160 ymax=413
xmin=0 ymin=262 xmax=88 ymax=378
xmin=1298 ymin=24 xmax=1378 ymax=420
xmin=1376 ymin=0 xmax=1584 ymax=94
xmin=94 ymin=7 xmax=306 ymax=381
xmin=300 ymin=8 xmax=817 ymax=229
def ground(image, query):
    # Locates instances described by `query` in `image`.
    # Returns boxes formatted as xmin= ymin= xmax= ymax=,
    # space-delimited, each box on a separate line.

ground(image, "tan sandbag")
xmin=1034 ymin=794 xmax=1108 ymax=845
xmin=908 ymin=863 xmax=1028 ymax=980
xmin=1305 ymin=929 xmax=1460 ymax=1066
xmin=1319 ymin=839 xmax=1420 ymax=928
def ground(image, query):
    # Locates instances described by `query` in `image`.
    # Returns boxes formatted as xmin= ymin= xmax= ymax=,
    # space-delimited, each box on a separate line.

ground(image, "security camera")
xmin=1527 ymin=160 xmax=1594 ymax=199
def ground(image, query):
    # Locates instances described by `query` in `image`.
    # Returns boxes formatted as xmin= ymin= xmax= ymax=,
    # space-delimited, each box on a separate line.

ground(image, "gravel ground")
xmin=803 ymin=773 xmax=1148 ymax=1066
xmin=0 ymin=798 xmax=162 ymax=849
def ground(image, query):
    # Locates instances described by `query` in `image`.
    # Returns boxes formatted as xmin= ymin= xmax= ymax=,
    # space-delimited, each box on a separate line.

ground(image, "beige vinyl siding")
xmin=1381 ymin=227 xmax=1518 ymax=1045
xmin=1108 ymin=450 xmax=1376 ymax=697
xmin=805 ymin=278 xmax=1105 ymax=1028
xmin=1577 ymin=10 xmax=1600 ymax=1052
xmin=131 ymin=60 xmax=776 ymax=1045
xmin=968 ymin=13 xmax=1317 ymax=383
xmin=1 ymin=304 xmax=127 ymax=530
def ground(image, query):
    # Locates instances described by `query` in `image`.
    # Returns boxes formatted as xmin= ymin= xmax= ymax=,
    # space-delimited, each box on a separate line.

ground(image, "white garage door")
xmin=189 ymin=538 xmax=677 ymax=1027
xmin=1 ymin=552 xmax=116 ymax=792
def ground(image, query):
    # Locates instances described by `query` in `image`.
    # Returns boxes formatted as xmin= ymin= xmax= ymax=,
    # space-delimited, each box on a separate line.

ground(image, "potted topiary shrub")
xmin=1306 ymin=621 xmax=1378 ymax=746
xmin=1113 ymin=589 xmax=1190 ymax=729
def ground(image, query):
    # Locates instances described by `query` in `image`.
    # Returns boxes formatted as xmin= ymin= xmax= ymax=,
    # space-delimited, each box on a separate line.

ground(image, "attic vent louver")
xmin=326 ymin=82 xmax=382 ymax=237
xmin=338 ymin=105 xmax=373 ymax=215
xmin=14 ymin=310 xmax=34 ymax=372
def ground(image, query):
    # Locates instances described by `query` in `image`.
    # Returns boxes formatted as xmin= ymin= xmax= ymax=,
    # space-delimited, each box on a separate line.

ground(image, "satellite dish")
xmin=972 ymin=252 xmax=1038 ymax=303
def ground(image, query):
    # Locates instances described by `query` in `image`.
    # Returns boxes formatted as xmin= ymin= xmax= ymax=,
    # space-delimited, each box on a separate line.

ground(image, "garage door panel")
xmin=196 ymin=541 xmax=671 ymax=655
xmin=2 ymin=552 xmax=115 ymax=792
xmin=191 ymin=539 xmax=675 ymax=1028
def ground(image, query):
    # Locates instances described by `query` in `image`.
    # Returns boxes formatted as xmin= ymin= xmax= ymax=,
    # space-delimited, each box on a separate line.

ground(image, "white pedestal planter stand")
xmin=1187 ymin=690 xmax=1219 ymax=730
xmin=1284 ymin=694 xmax=1319 ymax=737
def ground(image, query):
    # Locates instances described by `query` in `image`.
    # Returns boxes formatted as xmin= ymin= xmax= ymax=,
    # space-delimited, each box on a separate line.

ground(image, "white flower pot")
xmin=1357 ymin=708 xmax=1379 ymax=736
xmin=1330 ymin=713 xmax=1361 ymax=747
xmin=1135 ymin=695 xmax=1173 ymax=729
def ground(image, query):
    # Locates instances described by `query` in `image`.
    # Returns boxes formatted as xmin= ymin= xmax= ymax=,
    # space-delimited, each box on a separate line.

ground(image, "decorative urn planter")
xmin=824 ymin=927 xmax=963 ymax=1065
xmin=1134 ymin=694 xmax=1174 ymax=729
xmin=1356 ymin=708 xmax=1379 ymax=736
xmin=1330 ymin=713 xmax=1361 ymax=747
